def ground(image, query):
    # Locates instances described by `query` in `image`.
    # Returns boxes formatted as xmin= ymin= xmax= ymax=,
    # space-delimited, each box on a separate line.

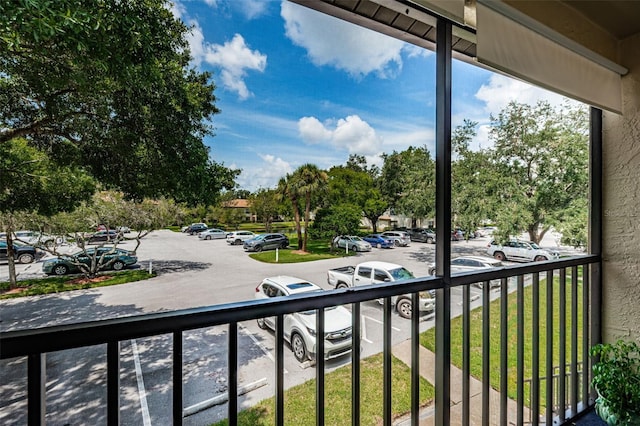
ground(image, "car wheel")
xmin=280 ymin=242 xmax=288 ymax=249
xmin=206 ymin=235 xmax=211 ymax=240
xmin=53 ymin=264 xmax=69 ymax=275
xmin=534 ymin=255 xmax=548 ymax=261
xmin=112 ymin=260 xmax=125 ymax=271
xmin=426 ymin=237 xmax=434 ymax=244
xmin=291 ymin=333 xmax=308 ymax=362
xmin=235 ymin=239 xmax=242 ymax=245
xmin=351 ymin=245 xmax=358 ymax=252
xmin=336 ymin=282 xmax=349 ymax=289
xmin=255 ymin=245 xmax=263 ymax=252
xmin=494 ymin=251 xmax=506 ymax=261
xmin=394 ymin=240 xmax=401 ymax=247
xmin=396 ymin=298 xmax=412 ymax=319
xmin=376 ymin=243 xmax=382 ymax=249
xmin=257 ymin=318 xmax=267 ymax=329
xmin=17 ymin=253 xmax=35 ymax=264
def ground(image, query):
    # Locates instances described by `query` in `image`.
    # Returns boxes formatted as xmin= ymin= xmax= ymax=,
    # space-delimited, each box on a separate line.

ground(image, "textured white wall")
xmin=602 ymin=32 xmax=640 ymax=342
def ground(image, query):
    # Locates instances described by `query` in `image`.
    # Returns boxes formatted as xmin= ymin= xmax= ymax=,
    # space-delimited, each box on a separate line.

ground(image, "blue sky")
xmin=171 ymin=0 xmax=568 ymax=191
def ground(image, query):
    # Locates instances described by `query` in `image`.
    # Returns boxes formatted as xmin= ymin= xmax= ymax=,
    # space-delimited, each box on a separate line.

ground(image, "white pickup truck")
xmin=327 ymin=261 xmax=435 ymax=319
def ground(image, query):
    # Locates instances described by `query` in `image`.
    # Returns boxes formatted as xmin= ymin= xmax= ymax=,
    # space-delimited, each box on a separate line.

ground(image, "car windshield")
xmin=253 ymin=235 xmax=266 ymax=241
xmin=529 ymin=242 xmax=541 ymax=249
xmin=389 ymin=267 xmax=414 ymax=280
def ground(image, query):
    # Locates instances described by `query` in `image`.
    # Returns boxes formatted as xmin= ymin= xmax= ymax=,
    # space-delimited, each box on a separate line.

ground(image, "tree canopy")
xmin=0 ymin=0 xmax=238 ymax=205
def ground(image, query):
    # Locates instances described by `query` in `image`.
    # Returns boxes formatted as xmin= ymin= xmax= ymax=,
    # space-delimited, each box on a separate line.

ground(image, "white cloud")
xmin=203 ymin=34 xmax=266 ymax=100
xmin=281 ymin=1 xmax=405 ymax=79
xmin=475 ymin=74 xmax=570 ymax=116
xmin=173 ymin=1 xmax=267 ymax=100
xmin=298 ymin=116 xmax=332 ymax=144
xmin=237 ymin=154 xmax=292 ymax=190
xmin=298 ymin=115 xmax=383 ymax=155
xmin=233 ymin=0 xmax=268 ymax=20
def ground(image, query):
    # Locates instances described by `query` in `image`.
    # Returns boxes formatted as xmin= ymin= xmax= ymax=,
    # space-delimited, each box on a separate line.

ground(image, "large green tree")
xmin=488 ymin=101 xmax=589 ymax=243
xmin=250 ymin=188 xmax=281 ymax=232
xmin=380 ymin=146 xmax=435 ymax=227
xmin=278 ymin=164 xmax=328 ymax=251
xmin=0 ymin=139 xmax=95 ymax=287
xmin=451 ymin=120 xmax=495 ymax=239
xmin=0 ymin=0 xmax=237 ymax=204
xmin=326 ymin=162 xmax=387 ymax=233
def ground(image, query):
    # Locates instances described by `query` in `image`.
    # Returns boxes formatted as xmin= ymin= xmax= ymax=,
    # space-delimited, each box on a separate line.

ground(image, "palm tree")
xmin=294 ymin=164 xmax=328 ymax=252
xmin=277 ymin=174 xmax=303 ymax=249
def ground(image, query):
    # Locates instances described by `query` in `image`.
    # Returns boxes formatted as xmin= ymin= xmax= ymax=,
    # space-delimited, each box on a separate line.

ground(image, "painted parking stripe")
xmin=131 ymin=339 xmax=152 ymax=426
xmin=239 ymin=324 xmax=288 ymax=374
xmin=363 ymin=315 xmax=401 ymax=331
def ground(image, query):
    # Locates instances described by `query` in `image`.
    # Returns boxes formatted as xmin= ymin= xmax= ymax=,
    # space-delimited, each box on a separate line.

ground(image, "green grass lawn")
xmin=420 ymin=270 xmax=586 ymax=408
xmin=212 ymin=353 xmax=434 ymax=426
xmin=249 ymin=238 xmax=355 ymax=263
xmin=0 ymin=270 xmax=155 ymax=299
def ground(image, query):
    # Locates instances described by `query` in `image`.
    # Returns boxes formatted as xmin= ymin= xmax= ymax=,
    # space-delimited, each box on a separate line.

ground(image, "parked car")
xmin=42 ymin=248 xmax=138 ymax=275
xmin=409 ymin=228 xmax=436 ymax=244
xmin=198 ymin=228 xmax=227 ymax=240
xmin=186 ymin=223 xmax=208 ymax=235
xmin=380 ymin=231 xmax=411 ymax=247
xmin=2 ymin=230 xmax=56 ymax=248
xmin=327 ymin=261 xmax=435 ymax=319
xmin=362 ymin=234 xmax=394 ymax=249
xmin=428 ymin=255 xmax=503 ymax=288
xmin=226 ymin=231 xmax=256 ymax=245
xmin=255 ymin=275 xmax=353 ymax=362
xmin=333 ymin=235 xmax=372 ymax=252
xmin=486 ymin=239 xmax=559 ymax=262
xmin=87 ymin=230 xmax=120 ymax=244
xmin=243 ymin=233 xmax=289 ymax=252
xmin=0 ymin=241 xmax=39 ymax=264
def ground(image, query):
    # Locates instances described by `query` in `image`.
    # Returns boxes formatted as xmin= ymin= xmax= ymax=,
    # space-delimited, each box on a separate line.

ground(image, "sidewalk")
xmin=392 ymin=340 xmax=530 ymax=425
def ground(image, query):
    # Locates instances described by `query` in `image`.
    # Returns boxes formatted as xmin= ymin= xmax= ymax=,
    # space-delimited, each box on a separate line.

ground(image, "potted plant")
xmin=590 ymin=339 xmax=640 ymax=425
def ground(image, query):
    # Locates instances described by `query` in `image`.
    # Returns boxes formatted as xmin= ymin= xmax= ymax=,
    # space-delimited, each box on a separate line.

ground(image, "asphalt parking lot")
xmin=0 ymin=230 xmax=572 ymax=424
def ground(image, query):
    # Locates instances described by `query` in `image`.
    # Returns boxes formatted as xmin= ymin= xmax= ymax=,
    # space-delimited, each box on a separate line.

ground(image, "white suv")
xmin=255 ymin=276 xmax=353 ymax=362
xmin=487 ymin=239 xmax=559 ymax=262
xmin=380 ymin=231 xmax=411 ymax=247
xmin=226 ymin=230 xmax=256 ymax=245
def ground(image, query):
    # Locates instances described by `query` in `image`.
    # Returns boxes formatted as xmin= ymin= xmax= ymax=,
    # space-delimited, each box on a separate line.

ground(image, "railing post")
xmin=383 ymin=297 xmax=392 ymax=426
xmin=435 ymin=15 xmax=452 ymax=426
xmin=316 ymin=308 xmax=325 ymax=426
xmin=228 ymin=323 xmax=238 ymax=426
xmin=173 ymin=332 xmax=183 ymax=425
xmin=107 ymin=341 xmax=120 ymax=425
xmin=27 ymin=353 xmax=45 ymax=426
xmin=276 ymin=314 xmax=285 ymax=426
xmin=352 ymin=302 xmax=361 ymax=426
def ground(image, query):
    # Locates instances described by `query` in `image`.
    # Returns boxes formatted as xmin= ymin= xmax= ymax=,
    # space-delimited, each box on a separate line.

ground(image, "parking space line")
xmin=131 ymin=339 xmax=152 ymax=426
xmin=360 ymin=316 xmax=373 ymax=343
xmin=239 ymin=324 xmax=288 ymax=374
xmin=363 ymin=315 xmax=401 ymax=331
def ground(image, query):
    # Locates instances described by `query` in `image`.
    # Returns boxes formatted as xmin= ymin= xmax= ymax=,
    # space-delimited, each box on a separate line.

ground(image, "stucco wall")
xmin=602 ymin=32 xmax=640 ymax=342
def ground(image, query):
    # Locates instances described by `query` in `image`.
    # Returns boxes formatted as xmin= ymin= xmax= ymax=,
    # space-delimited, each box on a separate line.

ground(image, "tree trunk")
xmin=292 ymin=198 xmax=302 ymax=250
xmin=302 ymin=193 xmax=311 ymax=252
xmin=6 ymin=233 xmax=18 ymax=289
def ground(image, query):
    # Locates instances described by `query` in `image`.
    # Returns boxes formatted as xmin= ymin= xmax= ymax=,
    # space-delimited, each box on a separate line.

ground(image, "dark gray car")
xmin=243 ymin=233 xmax=289 ymax=252
xmin=409 ymin=228 xmax=436 ymax=243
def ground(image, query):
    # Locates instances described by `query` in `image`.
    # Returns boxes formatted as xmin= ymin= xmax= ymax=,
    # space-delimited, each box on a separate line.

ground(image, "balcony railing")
xmin=0 ymin=254 xmax=600 ymax=425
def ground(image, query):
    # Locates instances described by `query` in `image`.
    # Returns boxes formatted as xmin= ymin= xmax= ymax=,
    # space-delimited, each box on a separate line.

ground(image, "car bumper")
xmin=311 ymin=337 xmax=353 ymax=361
xmin=419 ymin=298 xmax=435 ymax=313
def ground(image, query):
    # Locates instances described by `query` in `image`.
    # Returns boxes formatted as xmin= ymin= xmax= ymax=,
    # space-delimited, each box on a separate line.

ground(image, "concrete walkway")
xmin=392 ymin=340 xmax=531 ymax=425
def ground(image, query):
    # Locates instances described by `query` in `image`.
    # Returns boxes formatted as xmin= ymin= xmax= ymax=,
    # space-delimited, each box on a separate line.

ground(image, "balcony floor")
xmin=570 ymin=409 xmax=606 ymax=425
